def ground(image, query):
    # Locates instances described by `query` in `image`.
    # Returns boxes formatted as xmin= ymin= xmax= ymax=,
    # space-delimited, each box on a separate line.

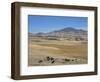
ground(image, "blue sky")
xmin=28 ymin=15 xmax=88 ymax=33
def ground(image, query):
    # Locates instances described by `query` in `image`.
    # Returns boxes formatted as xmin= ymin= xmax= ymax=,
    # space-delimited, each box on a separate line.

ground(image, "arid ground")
xmin=28 ymin=38 xmax=88 ymax=66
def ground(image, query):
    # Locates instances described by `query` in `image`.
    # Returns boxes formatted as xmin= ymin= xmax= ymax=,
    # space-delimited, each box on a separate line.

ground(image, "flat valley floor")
xmin=28 ymin=39 xmax=88 ymax=66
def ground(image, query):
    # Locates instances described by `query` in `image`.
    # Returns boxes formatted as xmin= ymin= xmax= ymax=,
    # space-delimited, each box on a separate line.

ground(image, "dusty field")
xmin=28 ymin=39 xmax=88 ymax=66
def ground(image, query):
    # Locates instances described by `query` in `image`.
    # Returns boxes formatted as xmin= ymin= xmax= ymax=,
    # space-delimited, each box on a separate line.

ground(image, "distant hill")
xmin=56 ymin=27 xmax=86 ymax=32
xmin=29 ymin=27 xmax=87 ymax=41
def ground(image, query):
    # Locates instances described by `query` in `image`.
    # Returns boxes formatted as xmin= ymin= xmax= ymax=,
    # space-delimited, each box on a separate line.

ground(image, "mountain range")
xmin=29 ymin=27 xmax=87 ymax=41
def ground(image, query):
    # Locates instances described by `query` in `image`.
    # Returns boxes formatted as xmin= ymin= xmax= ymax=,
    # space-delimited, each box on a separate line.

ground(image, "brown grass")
xmin=28 ymin=40 xmax=88 ymax=66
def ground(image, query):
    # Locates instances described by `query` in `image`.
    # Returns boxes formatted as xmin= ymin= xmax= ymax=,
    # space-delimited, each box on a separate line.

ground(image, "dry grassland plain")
xmin=28 ymin=38 xmax=88 ymax=66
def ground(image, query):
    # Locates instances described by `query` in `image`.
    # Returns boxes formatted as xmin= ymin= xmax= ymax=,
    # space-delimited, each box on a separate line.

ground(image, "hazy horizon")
xmin=28 ymin=15 xmax=88 ymax=33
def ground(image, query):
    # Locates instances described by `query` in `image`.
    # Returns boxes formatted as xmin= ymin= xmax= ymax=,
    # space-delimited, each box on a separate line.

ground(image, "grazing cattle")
xmin=51 ymin=60 xmax=55 ymax=64
xmin=46 ymin=56 xmax=55 ymax=64
xmin=46 ymin=56 xmax=50 ymax=61
xmin=50 ymin=57 xmax=54 ymax=60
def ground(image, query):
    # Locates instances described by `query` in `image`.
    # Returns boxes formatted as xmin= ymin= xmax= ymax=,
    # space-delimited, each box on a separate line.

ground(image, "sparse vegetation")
xmin=64 ymin=58 xmax=70 ymax=62
xmin=38 ymin=60 xmax=43 ymax=63
xmin=28 ymin=27 xmax=87 ymax=66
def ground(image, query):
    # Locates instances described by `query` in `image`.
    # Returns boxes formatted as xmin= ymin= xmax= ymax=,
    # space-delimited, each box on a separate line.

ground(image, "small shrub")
xmin=50 ymin=57 xmax=54 ymax=60
xmin=64 ymin=58 xmax=70 ymax=62
xmin=38 ymin=60 xmax=43 ymax=63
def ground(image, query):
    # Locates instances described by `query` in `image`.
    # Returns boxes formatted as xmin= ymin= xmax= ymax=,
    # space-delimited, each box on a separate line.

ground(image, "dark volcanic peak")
xmin=60 ymin=27 xmax=77 ymax=31
xmin=55 ymin=27 xmax=87 ymax=32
